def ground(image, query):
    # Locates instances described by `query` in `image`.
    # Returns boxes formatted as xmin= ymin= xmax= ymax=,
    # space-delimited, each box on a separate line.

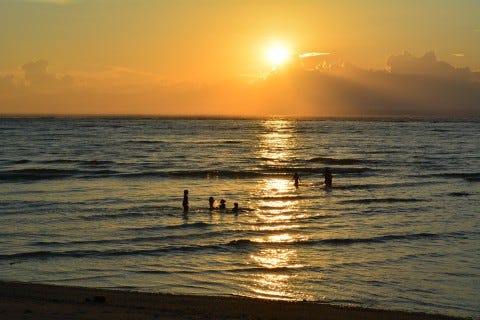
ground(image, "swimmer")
xmin=182 ymin=189 xmax=189 ymax=212
xmin=324 ymin=167 xmax=332 ymax=188
xmin=219 ymin=199 xmax=226 ymax=210
xmin=292 ymin=172 xmax=300 ymax=188
xmin=209 ymin=196 xmax=215 ymax=210
xmin=232 ymin=202 xmax=239 ymax=213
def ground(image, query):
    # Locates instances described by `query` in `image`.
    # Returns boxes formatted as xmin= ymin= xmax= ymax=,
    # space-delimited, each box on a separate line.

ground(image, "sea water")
xmin=0 ymin=117 xmax=479 ymax=317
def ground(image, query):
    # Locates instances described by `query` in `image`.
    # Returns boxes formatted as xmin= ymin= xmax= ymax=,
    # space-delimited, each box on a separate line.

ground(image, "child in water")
xmin=209 ymin=197 xmax=215 ymax=210
xmin=219 ymin=199 xmax=226 ymax=209
xmin=232 ymin=202 xmax=239 ymax=213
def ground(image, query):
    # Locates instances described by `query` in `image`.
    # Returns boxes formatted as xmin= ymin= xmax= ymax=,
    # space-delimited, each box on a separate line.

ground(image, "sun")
xmin=266 ymin=44 xmax=290 ymax=68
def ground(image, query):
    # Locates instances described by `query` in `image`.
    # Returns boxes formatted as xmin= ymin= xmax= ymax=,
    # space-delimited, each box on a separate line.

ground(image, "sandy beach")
xmin=0 ymin=281 xmax=465 ymax=320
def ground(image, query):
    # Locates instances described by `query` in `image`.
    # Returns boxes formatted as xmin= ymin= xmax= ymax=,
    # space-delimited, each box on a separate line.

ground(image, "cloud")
xmin=23 ymin=0 xmax=73 ymax=4
xmin=297 ymin=52 xmax=337 ymax=71
xmin=73 ymin=65 xmax=165 ymax=88
xmin=1 ymin=53 xmax=479 ymax=117
xmin=298 ymin=52 xmax=331 ymax=58
xmin=386 ymin=51 xmax=473 ymax=80
xmin=451 ymin=53 xmax=465 ymax=57
xmin=0 ymin=74 xmax=17 ymax=92
xmin=21 ymin=59 xmax=74 ymax=91
xmin=269 ymin=51 xmax=480 ymax=116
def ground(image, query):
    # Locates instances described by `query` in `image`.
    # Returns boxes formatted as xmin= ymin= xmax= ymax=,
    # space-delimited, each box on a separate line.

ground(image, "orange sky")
xmin=1 ymin=0 xmax=479 ymax=116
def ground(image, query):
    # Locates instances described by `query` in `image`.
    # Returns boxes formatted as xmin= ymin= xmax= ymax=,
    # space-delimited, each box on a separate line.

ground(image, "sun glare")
xmin=266 ymin=45 xmax=290 ymax=68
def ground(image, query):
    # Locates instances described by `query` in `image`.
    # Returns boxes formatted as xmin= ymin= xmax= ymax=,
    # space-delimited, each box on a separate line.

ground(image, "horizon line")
xmin=1 ymin=113 xmax=479 ymax=121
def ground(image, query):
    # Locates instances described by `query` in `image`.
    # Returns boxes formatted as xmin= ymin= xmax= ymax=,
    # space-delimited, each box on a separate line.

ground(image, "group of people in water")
xmin=209 ymin=197 xmax=239 ymax=212
xmin=182 ymin=167 xmax=333 ymax=212
xmin=183 ymin=190 xmax=239 ymax=213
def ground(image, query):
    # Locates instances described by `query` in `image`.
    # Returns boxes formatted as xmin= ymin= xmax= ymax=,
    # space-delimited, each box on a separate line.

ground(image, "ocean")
xmin=1 ymin=117 xmax=479 ymax=317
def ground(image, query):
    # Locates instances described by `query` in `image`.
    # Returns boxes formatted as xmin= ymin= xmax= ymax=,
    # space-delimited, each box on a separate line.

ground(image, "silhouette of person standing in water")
xmin=183 ymin=190 xmax=189 ymax=212
xmin=209 ymin=196 xmax=215 ymax=210
xmin=293 ymin=172 xmax=300 ymax=188
xmin=324 ymin=167 xmax=332 ymax=188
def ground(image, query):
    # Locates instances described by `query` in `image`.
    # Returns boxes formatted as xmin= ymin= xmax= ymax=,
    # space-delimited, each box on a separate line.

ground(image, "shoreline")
xmin=0 ymin=280 xmax=465 ymax=320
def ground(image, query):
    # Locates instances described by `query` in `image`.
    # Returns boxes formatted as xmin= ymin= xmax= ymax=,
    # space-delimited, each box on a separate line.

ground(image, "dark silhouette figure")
xmin=324 ymin=167 xmax=332 ymax=188
xmin=232 ymin=202 xmax=239 ymax=213
xmin=183 ymin=190 xmax=189 ymax=212
xmin=209 ymin=197 xmax=215 ymax=210
xmin=219 ymin=199 xmax=226 ymax=209
xmin=293 ymin=172 xmax=300 ymax=188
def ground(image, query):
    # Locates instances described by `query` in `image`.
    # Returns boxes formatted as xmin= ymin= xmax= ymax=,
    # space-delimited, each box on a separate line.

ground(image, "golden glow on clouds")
xmin=1 ymin=1 xmax=479 ymax=116
xmin=298 ymin=52 xmax=330 ymax=58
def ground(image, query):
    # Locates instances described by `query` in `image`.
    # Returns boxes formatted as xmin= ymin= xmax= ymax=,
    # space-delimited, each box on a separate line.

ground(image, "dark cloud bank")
xmin=1 ymin=52 xmax=479 ymax=117
xmin=262 ymin=51 xmax=480 ymax=117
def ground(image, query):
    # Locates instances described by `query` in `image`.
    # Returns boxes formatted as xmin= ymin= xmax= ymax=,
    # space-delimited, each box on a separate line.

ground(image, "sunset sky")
xmin=1 ymin=0 xmax=479 ymax=116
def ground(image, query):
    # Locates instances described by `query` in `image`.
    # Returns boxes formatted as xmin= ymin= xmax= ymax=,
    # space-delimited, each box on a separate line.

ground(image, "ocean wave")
xmin=258 ymin=195 xmax=306 ymax=201
xmin=0 ymin=167 xmax=124 ymax=181
xmin=39 ymin=159 xmax=79 ymax=164
xmin=261 ymin=166 xmax=377 ymax=176
xmin=226 ymin=265 xmax=305 ymax=273
xmin=306 ymin=156 xmax=365 ymax=165
xmin=318 ymin=233 xmax=441 ymax=245
xmin=419 ymin=172 xmax=480 ymax=182
xmin=227 ymin=232 xmax=453 ymax=248
xmin=448 ymin=173 xmax=480 ymax=182
xmin=3 ymin=159 xmax=31 ymax=165
xmin=0 ymin=168 xmax=80 ymax=181
xmin=32 ymin=229 xmax=240 ymax=248
xmin=79 ymin=207 xmax=179 ymax=221
xmin=448 ymin=192 xmax=470 ymax=197
xmin=164 ymin=222 xmax=212 ymax=229
xmin=332 ymin=181 xmax=439 ymax=190
xmin=136 ymin=270 xmax=172 ymax=274
xmin=0 ymin=166 xmax=379 ymax=182
xmin=3 ymin=231 xmax=473 ymax=261
xmin=125 ymin=140 xmax=167 ymax=145
xmin=79 ymin=170 xmax=121 ymax=178
xmin=1 ymin=251 xmax=54 ymax=259
xmin=39 ymin=159 xmax=115 ymax=165
xmin=1 ymin=244 xmax=224 ymax=260
xmin=338 ymin=197 xmax=424 ymax=204
xmin=123 ymin=222 xmax=212 ymax=232
xmin=0 ymin=250 xmax=101 ymax=260
xmin=119 ymin=170 xmax=266 ymax=179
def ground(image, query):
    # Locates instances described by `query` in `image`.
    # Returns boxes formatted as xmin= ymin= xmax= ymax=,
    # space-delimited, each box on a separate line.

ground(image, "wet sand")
xmin=0 ymin=280 xmax=464 ymax=320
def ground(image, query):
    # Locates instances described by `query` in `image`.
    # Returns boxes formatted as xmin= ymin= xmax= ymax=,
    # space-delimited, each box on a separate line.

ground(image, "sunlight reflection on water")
xmin=249 ymin=119 xmax=306 ymax=300
xmin=249 ymin=247 xmax=302 ymax=300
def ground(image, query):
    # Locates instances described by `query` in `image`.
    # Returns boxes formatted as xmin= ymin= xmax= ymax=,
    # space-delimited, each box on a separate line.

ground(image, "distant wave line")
xmin=0 ymin=167 xmax=378 ymax=181
xmin=410 ymin=172 xmax=480 ymax=182
xmin=306 ymin=156 xmax=365 ymax=165
xmin=338 ymin=197 xmax=424 ymax=205
xmin=2 ymin=231 xmax=473 ymax=261
xmin=228 ymin=231 xmax=469 ymax=248
xmin=1 ymin=244 xmax=225 ymax=260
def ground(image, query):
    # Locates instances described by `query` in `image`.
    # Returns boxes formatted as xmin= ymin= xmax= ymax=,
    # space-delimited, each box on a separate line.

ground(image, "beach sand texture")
xmin=0 ymin=281 xmax=464 ymax=320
